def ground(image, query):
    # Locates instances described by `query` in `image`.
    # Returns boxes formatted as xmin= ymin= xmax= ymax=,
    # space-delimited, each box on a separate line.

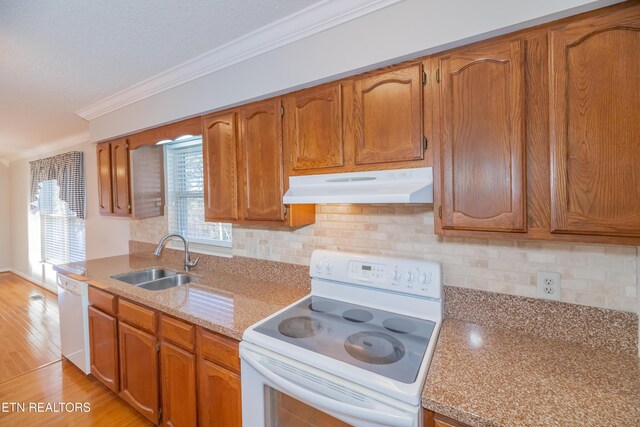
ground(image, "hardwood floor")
xmin=0 ymin=272 xmax=61 ymax=383
xmin=0 ymin=273 xmax=150 ymax=426
xmin=0 ymin=359 xmax=151 ymax=426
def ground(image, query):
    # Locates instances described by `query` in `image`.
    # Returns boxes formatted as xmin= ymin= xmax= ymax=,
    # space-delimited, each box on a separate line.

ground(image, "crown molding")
xmin=75 ymin=0 xmax=404 ymax=121
xmin=5 ymin=131 xmax=91 ymax=164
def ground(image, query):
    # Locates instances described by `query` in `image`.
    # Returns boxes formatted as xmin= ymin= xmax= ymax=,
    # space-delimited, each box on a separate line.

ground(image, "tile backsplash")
xmin=131 ymin=204 xmax=639 ymax=313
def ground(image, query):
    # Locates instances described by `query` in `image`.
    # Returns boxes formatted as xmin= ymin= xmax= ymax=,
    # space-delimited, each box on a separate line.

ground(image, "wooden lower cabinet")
xmin=424 ymin=409 xmax=471 ymax=427
xmin=88 ymin=289 xmax=242 ymax=426
xmin=118 ymin=321 xmax=160 ymax=424
xmin=87 ymin=306 xmax=119 ymax=392
xmin=198 ymin=358 xmax=242 ymax=427
xmin=160 ymin=342 xmax=197 ymax=427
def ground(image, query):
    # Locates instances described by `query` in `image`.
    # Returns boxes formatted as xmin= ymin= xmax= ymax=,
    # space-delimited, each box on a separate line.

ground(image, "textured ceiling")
xmin=0 ymin=0 xmax=320 ymax=160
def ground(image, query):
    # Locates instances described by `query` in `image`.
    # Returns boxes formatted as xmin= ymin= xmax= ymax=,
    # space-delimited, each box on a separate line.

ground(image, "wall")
xmin=131 ymin=205 xmax=639 ymax=313
xmin=0 ymin=163 xmax=10 ymax=269
xmin=89 ymin=0 xmax=619 ymax=142
xmin=9 ymin=140 xmax=130 ymax=290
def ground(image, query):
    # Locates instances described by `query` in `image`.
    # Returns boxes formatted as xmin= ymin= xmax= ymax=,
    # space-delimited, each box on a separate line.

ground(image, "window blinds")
xmin=30 ymin=152 xmax=86 ymax=265
xmin=37 ymin=180 xmax=86 ymax=264
xmin=165 ymin=139 xmax=232 ymax=246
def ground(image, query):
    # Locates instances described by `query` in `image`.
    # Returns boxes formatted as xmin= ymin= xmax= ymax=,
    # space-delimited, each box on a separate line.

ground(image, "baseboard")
xmin=8 ymin=269 xmax=57 ymax=294
xmin=0 ymin=268 xmax=10 ymax=273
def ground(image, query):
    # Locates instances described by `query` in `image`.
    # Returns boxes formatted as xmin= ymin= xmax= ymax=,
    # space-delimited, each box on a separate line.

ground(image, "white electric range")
xmin=240 ymin=250 xmax=442 ymax=427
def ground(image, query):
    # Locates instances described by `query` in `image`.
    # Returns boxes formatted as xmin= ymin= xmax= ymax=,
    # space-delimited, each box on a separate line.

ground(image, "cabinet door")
xmin=160 ymin=342 xmax=197 ymax=427
xmin=111 ymin=139 xmax=131 ymax=216
xmin=284 ymin=83 xmax=344 ymax=172
xmin=238 ymin=99 xmax=285 ymax=222
xmin=198 ymin=358 xmax=241 ymax=427
xmin=439 ymin=39 xmax=526 ymax=232
xmin=203 ymin=111 xmax=239 ymax=222
xmin=354 ymin=63 xmax=424 ymax=165
xmin=88 ymin=306 xmax=118 ymax=392
xmin=118 ymin=321 xmax=160 ymax=424
xmin=96 ymin=142 xmax=113 ymax=214
xmin=424 ymin=409 xmax=471 ymax=427
xmin=550 ymin=6 xmax=640 ymax=236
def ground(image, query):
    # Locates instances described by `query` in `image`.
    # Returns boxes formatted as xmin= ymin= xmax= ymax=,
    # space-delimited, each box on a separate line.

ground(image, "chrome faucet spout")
xmin=154 ymin=233 xmax=200 ymax=272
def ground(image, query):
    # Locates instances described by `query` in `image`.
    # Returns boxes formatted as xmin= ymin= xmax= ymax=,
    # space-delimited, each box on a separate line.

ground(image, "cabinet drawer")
xmin=88 ymin=287 xmax=117 ymax=315
xmin=160 ymin=315 xmax=195 ymax=351
xmin=197 ymin=328 xmax=240 ymax=374
xmin=118 ymin=299 xmax=157 ymax=333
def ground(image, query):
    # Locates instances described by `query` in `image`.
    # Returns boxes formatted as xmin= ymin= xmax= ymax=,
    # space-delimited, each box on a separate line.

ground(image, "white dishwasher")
xmin=57 ymin=273 xmax=91 ymax=374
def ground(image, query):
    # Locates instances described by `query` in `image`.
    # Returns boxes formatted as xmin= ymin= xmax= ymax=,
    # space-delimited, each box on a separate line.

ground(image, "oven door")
xmin=240 ymin=342 xmax=419 ymax=427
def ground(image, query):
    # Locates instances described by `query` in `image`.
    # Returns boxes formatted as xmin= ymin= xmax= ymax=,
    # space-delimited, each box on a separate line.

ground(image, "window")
xmin=38 ymin=180 xmax=86 ymax=264
xmin=30 ymin=151 xmax=86 ymax=265
xmin=165 ymin=138 xmax=232 ymax=247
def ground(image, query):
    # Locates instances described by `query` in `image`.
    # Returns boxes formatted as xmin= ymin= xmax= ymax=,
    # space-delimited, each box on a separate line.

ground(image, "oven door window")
xmin=265 ymin=385 xmax=352 ymax=427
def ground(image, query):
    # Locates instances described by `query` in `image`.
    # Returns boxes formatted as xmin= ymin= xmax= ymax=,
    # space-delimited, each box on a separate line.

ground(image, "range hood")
xmin=283 ymin=167 xmax=433 ymax=204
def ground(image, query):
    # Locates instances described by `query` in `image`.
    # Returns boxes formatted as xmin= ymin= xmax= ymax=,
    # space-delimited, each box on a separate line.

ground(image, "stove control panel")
xmin=311 ymin=250 xmax=441 ymax=300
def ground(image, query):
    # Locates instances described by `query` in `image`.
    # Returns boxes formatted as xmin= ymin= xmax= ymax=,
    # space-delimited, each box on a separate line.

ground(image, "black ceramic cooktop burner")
xmin=383 ymin=317 xmax=418 ymax=334
xmin=345 ymin=331 xmax=405 ymax=365
xmin=309 ymin=300 xmax=336 ymax=313
xmin=278 ymin=316 xmax=322 ymax=338
xmin=342 ymin=309 xmax=374 ymax=323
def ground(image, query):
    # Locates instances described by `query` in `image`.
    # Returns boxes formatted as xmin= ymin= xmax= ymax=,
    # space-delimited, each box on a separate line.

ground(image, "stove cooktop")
xmin=254 ymin=295 xmax=436 ymax=384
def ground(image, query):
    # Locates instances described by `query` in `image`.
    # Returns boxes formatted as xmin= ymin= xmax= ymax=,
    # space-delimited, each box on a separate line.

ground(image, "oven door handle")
xmin=242 ymin=350 xmax=415 ymax=427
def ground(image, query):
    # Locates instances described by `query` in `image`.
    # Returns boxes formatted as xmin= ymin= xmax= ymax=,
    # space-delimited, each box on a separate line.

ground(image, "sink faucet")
xmin=154 ymin=233 xmax=200 ymax=272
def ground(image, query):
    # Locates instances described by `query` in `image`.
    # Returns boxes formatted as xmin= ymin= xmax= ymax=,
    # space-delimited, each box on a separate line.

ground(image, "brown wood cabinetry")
xmin=118 ymin=321 xmax=160 ymax=424
xmin=283 ymin=64 xmax=428 ymax=177
xmin=203 ymin=100 xmax=315 ymax=227
xmin=96 ymin=142 xmax=113 ymax=214
xmin=549 ymin=6 xmax=640 ymax=238
xmin=111 ymin=139 xmax=131 ymax=216
xmin=353 ymin=63 xmax=425 ymax=165
xmin=283 ymin=82 xmax=345 ymax=172
xmin=436 ymin=39 xmax=526 ymax=232
xmin=97 ymin=139 xmax=131 ymax=216
xmin=203 ymin=111 xmax=239 ymax=222
xmin=87 ymin=306 xmax=119 ymax=392
xmin=88 ymin=288 xmax=242 ymax=426
xmin=97 ymin=138 xmax=165 ymax=218
xmin=432 ymin=2 xmax=640 ymax=245
xmin=197 ymin=328 xmax=242 ymax=427
xmin=424 ymin=409 xmax=471 ymax=427
xmin=198 ymin=358 xmax=242 ymax=427
xmin=238 ymin=98 xmax=286 ymax=222
xmin=160 ymin=341 xmax=197 ymax=427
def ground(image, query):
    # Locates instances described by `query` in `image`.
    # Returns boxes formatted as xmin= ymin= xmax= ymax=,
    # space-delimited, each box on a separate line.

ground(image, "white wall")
xmin=0 ymin=163 xmax=10 ymax=269
xmin=90 ymin=0 xmax=619 ymax=141
xmin=9 ymin=140 xmax=130 ymax=290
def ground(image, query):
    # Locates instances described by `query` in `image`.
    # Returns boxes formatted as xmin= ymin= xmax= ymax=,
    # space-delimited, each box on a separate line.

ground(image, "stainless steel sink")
xmin=136 ymin=274 xmax=193 ymax=291
xmin=111 ymin=268 xmax=195 ymax=291
xmin=112 ymin=268 xmax=176 ymax=285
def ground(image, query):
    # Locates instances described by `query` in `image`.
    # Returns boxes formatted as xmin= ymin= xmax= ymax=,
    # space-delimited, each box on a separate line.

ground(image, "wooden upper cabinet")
xmin=438 ymin=39 xmax=526 ymax=232
xmin=283 ymin=83 xmax=344 ymax=172
xmin=111 ymin=139 xmax=131 ymax=216
xmin=549 ymin=5 xmax=640 ymax=237
xmin=238 ymin=99 xmax=285 ymax=222
xmin=353 ymin=63 xmax=424 ymax=165
xmin=96 ymin=142 xmax=113 ymax=215
xmin=203 ymin=111 xmax=239 ymax=222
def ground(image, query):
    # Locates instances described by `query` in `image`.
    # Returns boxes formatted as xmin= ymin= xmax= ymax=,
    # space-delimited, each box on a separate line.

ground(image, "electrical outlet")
xmin=537 ymin=271 xmax=561 ymax=301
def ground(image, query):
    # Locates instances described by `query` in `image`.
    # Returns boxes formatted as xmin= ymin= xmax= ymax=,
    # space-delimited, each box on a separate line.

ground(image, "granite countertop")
xmin=55 ymin=253 xmax=309 ymax=341
xmin=56 ymin=254 xmax=640 ymax=426
xmin=422 ymin=319 xmax=640 ymax=427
